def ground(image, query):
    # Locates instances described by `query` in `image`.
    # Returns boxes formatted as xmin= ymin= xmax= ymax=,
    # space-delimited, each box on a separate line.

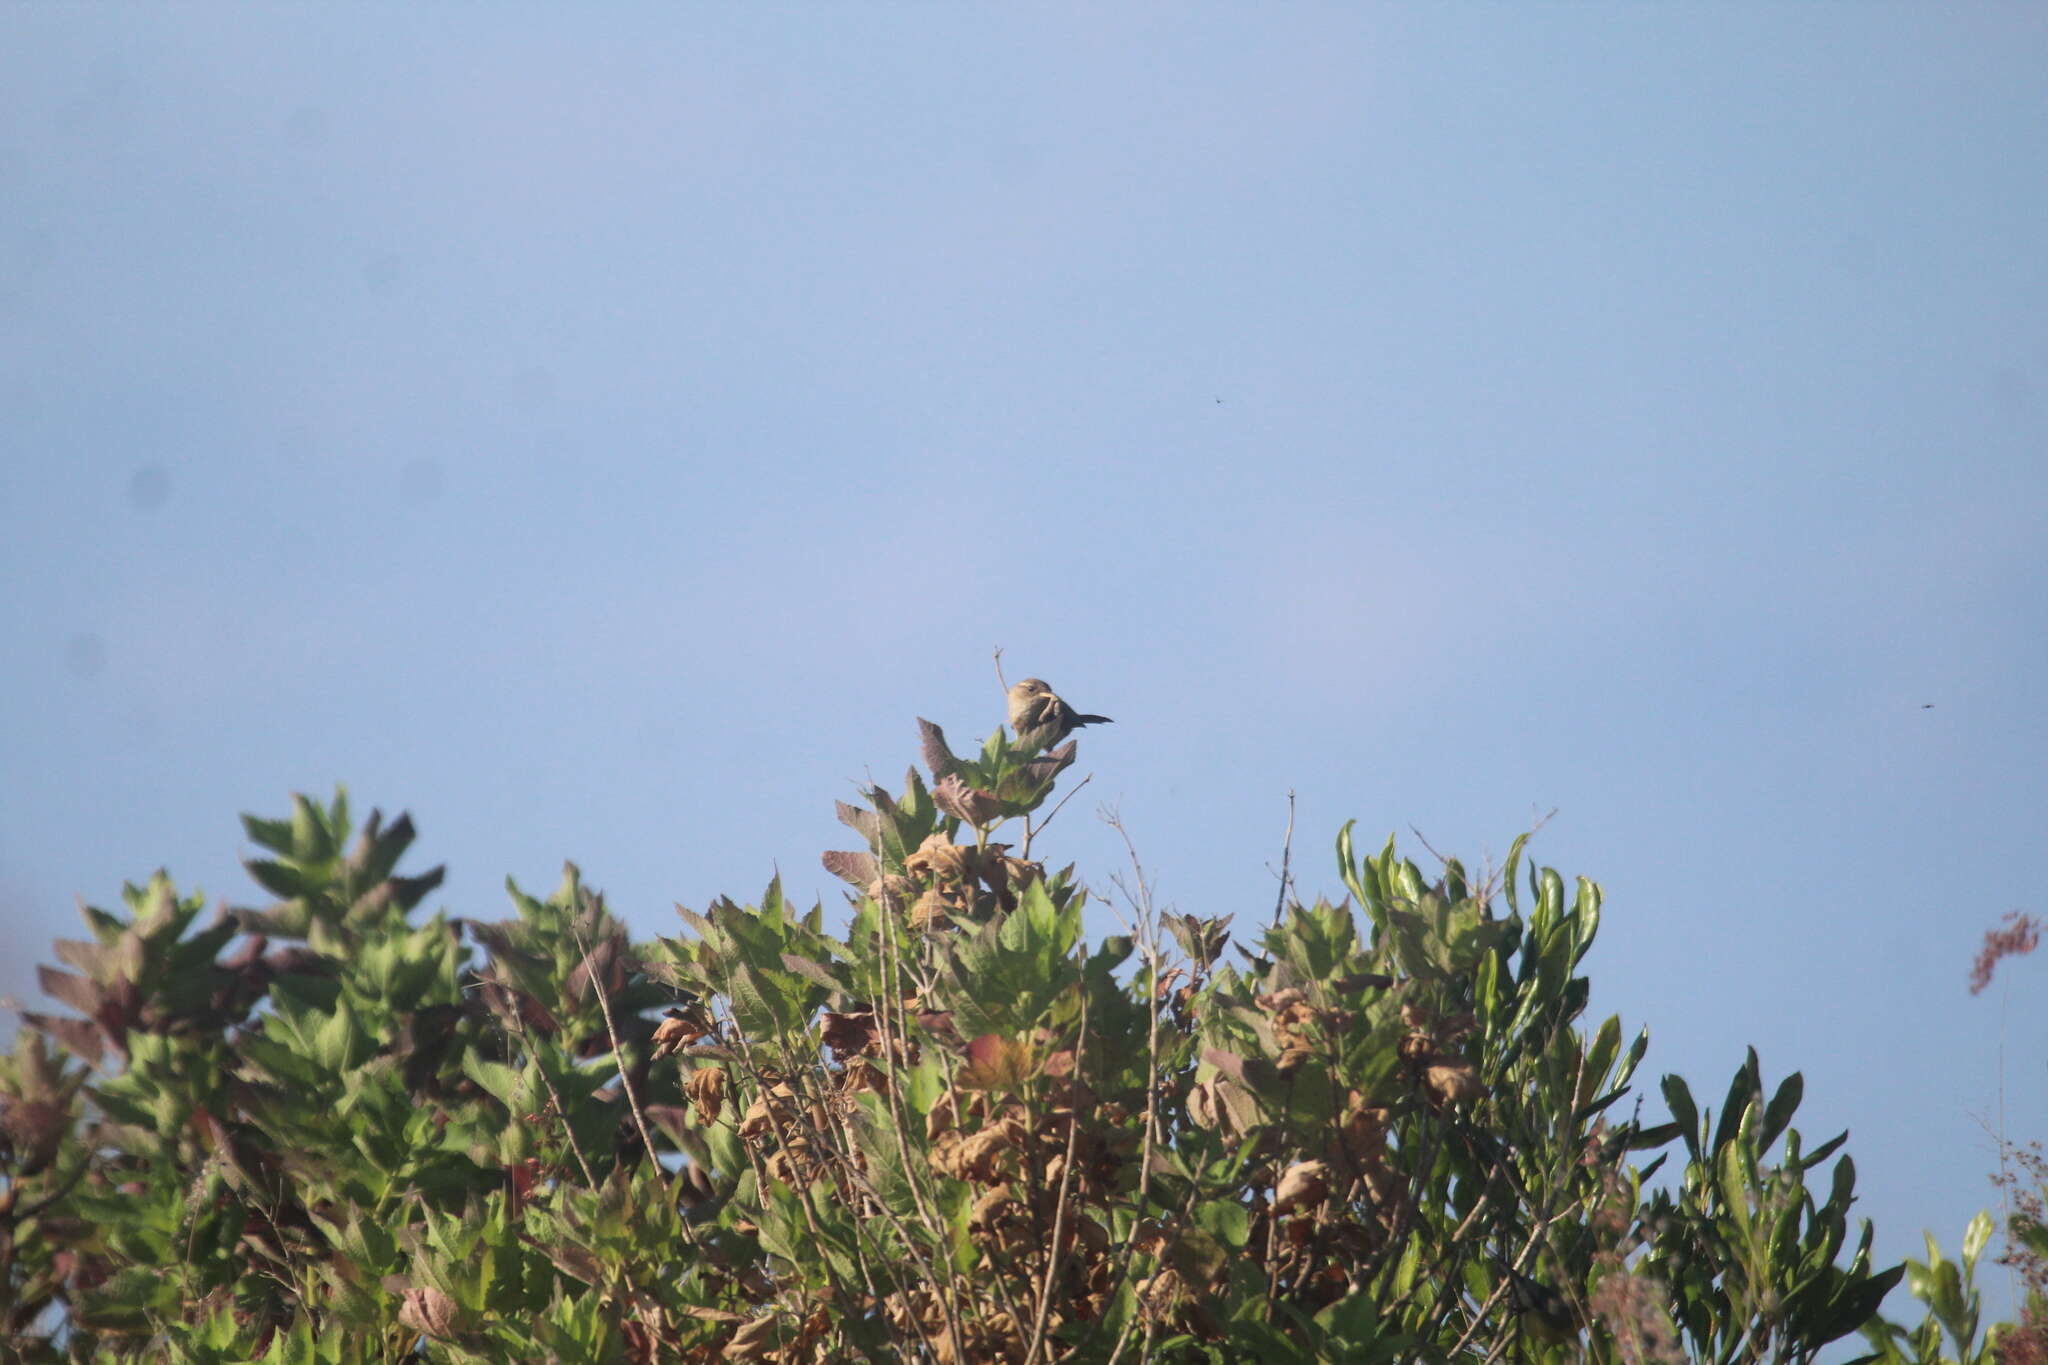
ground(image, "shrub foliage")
xmin=0 ymin=690 xmax=1957 ymax=1363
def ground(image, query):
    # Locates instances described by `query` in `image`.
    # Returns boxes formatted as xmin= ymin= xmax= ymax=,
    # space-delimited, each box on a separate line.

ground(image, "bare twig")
xmin=1469 ymin=807 xmax=1560 ymax=909
xmin=569 ymin=911 xmax=700 ymax=1251
xmin=1270 ymin=789 xmax=1297 ymax=929
xmin=1022 ymin=773 xmax=1091 ymax=861
xmin=869 ymin=882 xmax=971 ymax=1358
xmin=11 ymin=1156 xmax=89 ymax=1223
xmin=1389 ymin=1186 xmax=1497 ymax=1320
xmin=504 ymin=993 xmax=599 ymax=1190
xmin=1407 ymin=822 xmax=1453 ymax=871
xmin=1099 ymin=807 xmax=1170 ymax=1365
xmin=1022 ymin=952 xmax=1090 ymax=1365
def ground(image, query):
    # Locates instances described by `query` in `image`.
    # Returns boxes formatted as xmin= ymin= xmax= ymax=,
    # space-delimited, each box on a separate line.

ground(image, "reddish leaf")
xmin=916 ymin=717 xmax=960 ymax=779
xmin=35 ymin=966 xmax=101 ymax=1017
xmin=21 ymin=1013 xmax=103 ymax=1066
xmin=835 ymin=801 xmax=887 ymax=848
xmin=933 ymin=774 xmax=1002 ymax=827
xmin=820 ymin=850 xmax=878 ymax=887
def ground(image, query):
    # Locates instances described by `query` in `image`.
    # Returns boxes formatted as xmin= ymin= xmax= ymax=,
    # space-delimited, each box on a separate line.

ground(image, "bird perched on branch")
xmin=1493 ymin=1257 xmax=1581 ymax=1347
xmin=1006 ymin=678 xmax=1112 ymax=752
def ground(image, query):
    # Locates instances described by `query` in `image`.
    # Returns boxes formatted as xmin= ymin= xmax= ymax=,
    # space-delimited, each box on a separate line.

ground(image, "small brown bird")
xmin=1493 ymin=1258 xmax=1581 ymax=1346
xmin=1006 ymin=677 xmax=1112 ymax=751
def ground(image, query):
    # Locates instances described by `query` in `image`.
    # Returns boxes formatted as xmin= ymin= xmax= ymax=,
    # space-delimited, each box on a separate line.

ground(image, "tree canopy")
xmin=0 ymin=689 xmax=2031 ymax=1362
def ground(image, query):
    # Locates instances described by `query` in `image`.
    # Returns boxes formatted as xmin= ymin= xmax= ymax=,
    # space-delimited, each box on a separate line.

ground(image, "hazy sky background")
xmin=4 ymin=4 xmax=2044 ymax=1327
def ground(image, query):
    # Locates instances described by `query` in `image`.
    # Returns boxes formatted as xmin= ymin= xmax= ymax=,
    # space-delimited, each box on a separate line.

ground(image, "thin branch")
xmin=1270 ymin=789 xmax=1297 ymax=929
xmin=1100 ymin=806 xmax=1170 ymax=1365
xmin=1022 ymin=951 xmax=1091 ymax=1365
xmin=1407 ymin=822 xmax=1453 ymax=871
xmin=569 ymin=913 xmax=700 ymax=1251
xmin=870 ymin=882 xmax=971 ymax=1358
xmin=506 ymin=997 xmax=599 ymax=1191
xmin=1022 ymin=773 xmax=1091 ymax=861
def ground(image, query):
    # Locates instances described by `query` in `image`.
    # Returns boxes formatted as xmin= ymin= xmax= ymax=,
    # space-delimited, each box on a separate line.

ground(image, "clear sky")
xmin=4 ymin=3 xmax=2044 ymax=1326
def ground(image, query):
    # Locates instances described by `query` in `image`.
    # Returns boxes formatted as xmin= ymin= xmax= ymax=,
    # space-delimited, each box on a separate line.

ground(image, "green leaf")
xmin=1176 ymin=1224 xmax=1229 ymax=1286
xmin=1962 ymin=1209 xmax=1993 ymax=1271
xmin=1088 ymin=934 xmax=1135 ymax=976
xmin=1616 ymin=1025 xmax=1651 ymax=1091
xmin=1662 ymin=1074 xmax=1700 ymax=1158
xmin=1760 ymin=1071 xmax=1804 ymax=1152
xmin=1530 ymin=867 xmax=1563 ymax=938
xmin=244 ymin=858 xmax=306 ymax=899
xmin=1929 ymin=1258 xmax=1964 ymax=1324
xmin=904 ymin=1058 xmax=945 ymax=1116
xmin=1826 ymin=1154 xmax=1858 ymax=1224
xmin=1718 ymin=1142 xmax=1754 ymax=1240
xmin=241 ymin=813 xmax=296 ymax=853
xmin=291 ymin=792 xmax=336 ymax=863
xmin=1502 ymin=830 xmax=1530 ymax=915
xmin=1195 ymin=1198 xmax=1251 ymax=1250
xmin=1582 ymin=1015 xmax=1621 ymax=1102
xmin=730 ymin=962 xmax=801 ymax=1038
xmin=73 ymin=1265 xmax=180 ymax=1330
xmin=1712 ymin=1048 xmax=1763 ymax=1155
xmin=1800 ymin=1130 xmax=1850 ymax=1172
xmin=310 ymin=997 xmax=365 ymax=1072
xmin=1568 ymin=875 xmax=1603 ymax=963
xmin=1805 ymin=1263 xmax=1906 ymax=1347
xmin=1475 ymin=947 xmax=1504 ymax=1035
xmin=1389 ymin=1235 xmax=1423 ymax=1300
xmin=463 ymin=1055 xmax=527 ymax=1112
xmin=264 ymin=1317 xmax=318 ymax=1365
xmin=356 ymin=810 xmax=416 ymax=886
xmin=778 ymin=951 xmax=847 ymax=994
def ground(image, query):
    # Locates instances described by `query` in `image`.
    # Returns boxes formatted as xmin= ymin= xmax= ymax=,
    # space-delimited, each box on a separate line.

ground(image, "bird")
xmin=1493 ymin=1257 xmax=1580 ymax=1346
xmin=1006 ymin=678 xmax=1112 ymax=752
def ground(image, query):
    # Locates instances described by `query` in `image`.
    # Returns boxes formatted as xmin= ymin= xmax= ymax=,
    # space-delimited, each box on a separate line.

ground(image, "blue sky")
xmin=4 ymin=3 xmax=2045 ymax=1324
